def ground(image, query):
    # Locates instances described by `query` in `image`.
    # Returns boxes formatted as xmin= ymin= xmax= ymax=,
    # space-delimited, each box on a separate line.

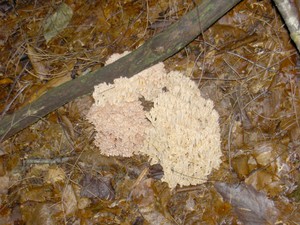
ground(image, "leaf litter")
xmin=0 ymin=0 xmax=300 ymax=224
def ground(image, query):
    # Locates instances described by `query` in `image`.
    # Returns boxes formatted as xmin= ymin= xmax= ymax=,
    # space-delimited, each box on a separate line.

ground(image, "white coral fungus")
xmin=87 ymin=101 xmax=150 ymax=157
xmin=87 ymin=52 xmax=222 ymax=188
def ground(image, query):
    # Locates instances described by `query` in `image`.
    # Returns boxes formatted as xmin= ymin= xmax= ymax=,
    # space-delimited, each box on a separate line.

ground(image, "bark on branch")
xmin=273 ymin=0 xmax=300 ymax=53
xmin=0 ymin=0 xmax=241 ymax=142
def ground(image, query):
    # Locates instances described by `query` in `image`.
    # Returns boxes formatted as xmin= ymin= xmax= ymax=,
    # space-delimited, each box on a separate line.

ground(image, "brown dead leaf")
xmin=131 ymin=178 xmax=155 ymax=207
xmin=59 ymin=114 xmax=75 ymax=140
xmin=27 ymin=45 xmax=49 ymax=81
xmin=0 ymin=77 xmax=13 ymax=85
xmin=252 ymin=141 xmax=280 ymax=167
xmin=25 ymin=74 xmax=72 ymax=104
xmin=21 ymin=202 xmax=60 ymax=225
xmin=231 ymin=154 xmax=250 ymax=179
xmin=42 ymin=3 xmax=73 ymax=43
xmin=0 ymin=156 xmax=7 ymax=176
xmin=245 ymin=170 xmax=283 ymax=197
xmin=20 ymin=184 xmax=54 ymax=203
xmin=80 ymin=174 xmax=115 ymax=200
xmin=61 ymin=184 xmax=77 ymax=215
xmin=0 ymin=175 xmax=10 ymax=194
xmin=45 ymin=166 xmax=66 ymax=184
xmin=215 ymin=182 xmax=279 ymax=225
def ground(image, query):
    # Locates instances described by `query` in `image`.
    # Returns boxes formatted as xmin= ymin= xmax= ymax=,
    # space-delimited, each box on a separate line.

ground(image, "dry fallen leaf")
xmin=27 ymin=45 xmax=49 ymax=81
xmin=80 ymin=174 xmax=115 ymax=200
xmin=43 ymin=3 xmax=73 ymax=43
xmin=0 ymin=78 xmax=13 ymax=85
xmin=45 ymin=166 xmax=66 ymax=184
xmin=21 ymin=202 xmax=60 ymax=225
xmin=61 ymin=184 xmax=77 ymax=215
xmin=215 ymin=182 xmax=279 ymax=225
xmin=0 ymin=175 xmax=10 ymax=194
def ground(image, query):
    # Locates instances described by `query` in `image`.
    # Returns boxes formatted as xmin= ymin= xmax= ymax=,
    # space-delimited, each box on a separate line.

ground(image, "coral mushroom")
xmin=87 ymin=101 xmax=151 ymax=157
xmin=86 ymin=52 xmax=222 ymax=188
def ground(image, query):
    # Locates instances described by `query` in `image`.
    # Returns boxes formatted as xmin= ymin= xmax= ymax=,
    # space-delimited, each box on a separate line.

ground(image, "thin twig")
xmin=227 ymin=51 xmax=276 ymax=72
xmin=22 ymin=156 xmax=76 ymax=166
xmin=0 ymin=83 xmax=30 ymax=120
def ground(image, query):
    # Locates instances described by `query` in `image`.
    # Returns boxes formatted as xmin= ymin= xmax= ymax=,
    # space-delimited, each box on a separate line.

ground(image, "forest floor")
xmin=0 ymin=0 xmax=299 ymax=224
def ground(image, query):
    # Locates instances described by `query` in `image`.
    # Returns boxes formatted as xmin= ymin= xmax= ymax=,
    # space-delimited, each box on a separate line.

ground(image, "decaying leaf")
xmin=131 ymin=178 xmax=173 ymax=225
xmin=61 ymin=184 xmax=77 ymax=216
xmin=131 ymin=178 xmax=156 ymax=207
xmin=0 ymin=78 xmax=13 ymax=85
xmin=80 ymin=174 xmax=115 ymax=200
xmin=0 ymin=175 xmax=9 ymax=194
xmin=20 ymin=185 xmax=54 ymax=203
xmin=21 ymin=202 xmax=60 ymax=225
xmin=25 ymin=74 xmax=72 ymax=104
xmin=27 ymin=45 xmax=49 ymax=81
xmin=215 ymin=182 xmax=279 ymax=225
xmin=45 ymin=166 xmax=66 ymax=184
xmin=43 ymin=3 xmax=73 ymax=43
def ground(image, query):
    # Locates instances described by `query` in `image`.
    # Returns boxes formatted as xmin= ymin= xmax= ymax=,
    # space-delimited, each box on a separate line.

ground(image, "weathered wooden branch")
xmin=0 ymin=0 xmax=241 ymax=142
xmin=273 ymin=0 xmax=300 ymax=53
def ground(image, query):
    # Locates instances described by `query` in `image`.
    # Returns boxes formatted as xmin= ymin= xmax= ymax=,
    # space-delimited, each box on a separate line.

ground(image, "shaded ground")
xmin=0 ymin=0 xmax=299 ymax=224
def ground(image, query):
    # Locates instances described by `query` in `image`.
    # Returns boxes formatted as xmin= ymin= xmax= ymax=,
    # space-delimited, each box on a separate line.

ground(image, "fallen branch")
xmin=0 ymin=0 xmax=241 ymax=142
xmin=273 ymin=0 xmax=300 ymax=53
